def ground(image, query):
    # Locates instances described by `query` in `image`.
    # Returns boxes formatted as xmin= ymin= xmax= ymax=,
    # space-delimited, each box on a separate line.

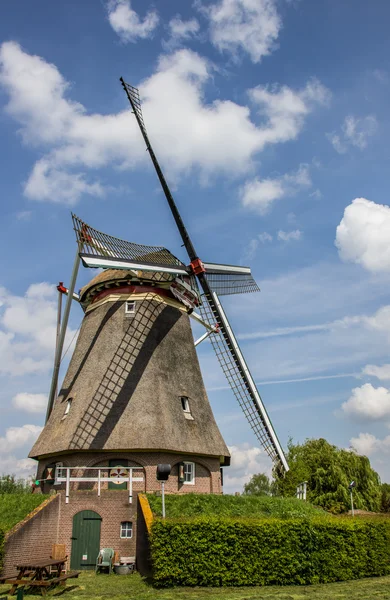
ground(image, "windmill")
xmin=119 ymin=78 xmax=288 ymax=473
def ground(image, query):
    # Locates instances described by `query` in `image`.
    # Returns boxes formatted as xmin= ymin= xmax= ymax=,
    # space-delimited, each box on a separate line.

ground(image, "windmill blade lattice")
xmin=198 ymin=286 xmax=288 ymax=471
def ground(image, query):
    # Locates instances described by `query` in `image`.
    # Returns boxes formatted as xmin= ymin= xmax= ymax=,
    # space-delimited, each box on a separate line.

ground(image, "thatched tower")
xmin=30 ymin=267 xmax=229 ymax=474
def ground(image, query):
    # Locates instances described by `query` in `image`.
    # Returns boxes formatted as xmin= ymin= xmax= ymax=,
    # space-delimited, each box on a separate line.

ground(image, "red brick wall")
xmin=3 ymin=496 xmax=60 ymax=576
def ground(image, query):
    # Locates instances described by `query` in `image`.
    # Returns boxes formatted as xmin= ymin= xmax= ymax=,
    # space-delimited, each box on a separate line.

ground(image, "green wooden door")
xmin=70 ymin=510 xmax=101 ymax=570
xmin=108 ymin=458 xmax=128 ymax=490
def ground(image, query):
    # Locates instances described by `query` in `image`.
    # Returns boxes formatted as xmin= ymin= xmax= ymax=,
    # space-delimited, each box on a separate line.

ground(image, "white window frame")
xmin=183 ymin=461 xmax=195 ymax=485
xmin=125 ymin=301 xmax=136 ymax=315
xmin=120 ymin=521 xmax=133 ymax=539
xmin=54 ymin=462 xmax=64 ymax=486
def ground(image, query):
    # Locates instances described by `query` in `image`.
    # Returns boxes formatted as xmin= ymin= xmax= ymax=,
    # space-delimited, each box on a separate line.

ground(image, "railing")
xmin=296 ymin=481 xmax=308 ymax=500
xmin=55 ymin=466 xmax=144 ymax=504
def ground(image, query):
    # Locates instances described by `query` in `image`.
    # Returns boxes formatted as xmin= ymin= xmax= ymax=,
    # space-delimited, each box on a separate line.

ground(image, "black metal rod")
xmin=120 ymin=77 xmax=198 ymax=263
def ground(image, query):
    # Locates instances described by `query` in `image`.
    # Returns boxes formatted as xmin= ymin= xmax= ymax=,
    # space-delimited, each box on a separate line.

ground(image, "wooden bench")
xmin=0 ymin=573 xmax=19 ymax=584
xmin=48 ymin=571 xmax=81 ymax=586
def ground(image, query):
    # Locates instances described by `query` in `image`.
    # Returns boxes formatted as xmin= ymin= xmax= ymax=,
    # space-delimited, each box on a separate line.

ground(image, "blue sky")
xmin=1 ymin=0 xmax=390 ymax=492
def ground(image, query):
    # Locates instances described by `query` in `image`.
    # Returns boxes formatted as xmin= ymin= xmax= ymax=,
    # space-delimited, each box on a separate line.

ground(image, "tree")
xmin=380 ymin=483 xmax=390 ymax=513
xmin=0 ymin=474 xmax=31 ymax=494
xmin=243 ymin=473 xmax=272 ymax=496
xmin=272 ymin=438 xmax=381 ymax=513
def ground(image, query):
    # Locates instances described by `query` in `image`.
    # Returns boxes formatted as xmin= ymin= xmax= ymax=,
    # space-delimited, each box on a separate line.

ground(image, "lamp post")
xmin=156 ymin=464 xmax=171 ymax=518
xmin=349 ymin=480 xmax=356 ymax=516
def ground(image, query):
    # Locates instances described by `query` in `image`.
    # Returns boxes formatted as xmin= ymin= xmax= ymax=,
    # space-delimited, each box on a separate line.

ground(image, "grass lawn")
xmin=1 ymin=571 xmax=390 ymax=599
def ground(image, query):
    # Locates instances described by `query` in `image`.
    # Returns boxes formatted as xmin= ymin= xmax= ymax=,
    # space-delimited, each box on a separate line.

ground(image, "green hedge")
xmin=150 ymin=516 xmax=390 ymax=587
xmin=0 ymin=527 xmax=4 ymax=573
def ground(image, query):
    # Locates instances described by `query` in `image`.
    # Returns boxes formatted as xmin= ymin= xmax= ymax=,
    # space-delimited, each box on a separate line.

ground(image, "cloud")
xmin=0 ymin=42 xmax=329 ymax=204
xmin=12 ymin=393 xmax=47 ymax=414
xmin=15 ymin=210 xmax=32 ymax=221
xmin=259 ymin=232 xmax=273 ymax=243
xmin=350 ymin=432 xmax=390 ymax=457
xmin=0 ymin=456 xmax=37 ymax=479
xmin=24 ymin=160 xmax=106 ymax=204
xmin=107 ymin=0 xmax=159 ymax=43
xmin=240 ymin=164 xmax=311 ymax=214
xmin=341 ymin=383 xmax=390 ymax=422
xmin=362 ymin=364 xmax=390 ymax=381
xmin=199 ymin=0 xmax=281 ymax=63
xmin=277 ymin=229 xmax=302 ymax=242
xmin=327 ymin=115 xmax=377 ymax=153
xmin=164 ymin=16 xmax=200 ymax=49
xmin=0 ymin=424 xmax=42 ymax=454
xmin=336 ymin=198 xmax=390 ymax=273
xmin=224 ymin=443 xmax=272 ymax=494
xmin=0 ymin=282 xmax=77 ymax=376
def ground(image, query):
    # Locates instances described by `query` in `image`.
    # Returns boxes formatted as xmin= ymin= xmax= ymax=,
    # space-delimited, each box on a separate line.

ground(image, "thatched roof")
xmin=30 ymin=285 xmax=230 ymax=464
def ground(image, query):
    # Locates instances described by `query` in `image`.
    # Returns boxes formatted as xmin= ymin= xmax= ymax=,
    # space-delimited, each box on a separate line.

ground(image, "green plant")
xmin=273 ymin=438 xmax=382 ymax=513
xmin=150 ymin=515 xmax=390 ymax=587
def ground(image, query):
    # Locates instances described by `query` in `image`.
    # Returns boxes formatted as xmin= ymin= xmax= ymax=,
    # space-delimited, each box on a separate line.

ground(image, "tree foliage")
xmin=243 ymin=473 xmax=271 ymax=496
xmin=273 ymin=438 xmax=382 ymax=513
xmin=0 ymin=475 xmax=30 ymax=494
xmin=381 ymin=483 xmax=390 ymax=513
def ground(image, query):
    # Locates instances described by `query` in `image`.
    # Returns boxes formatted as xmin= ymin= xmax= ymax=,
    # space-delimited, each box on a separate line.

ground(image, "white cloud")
xmin=24 ymin=160 xmax=106 ymax=205
xmin=258 ymin=232 xmax=273 ymax=243
xmin=341 ymin=383 xmax=390 ymax=422
xmin=336 ymin=198 xmax=390 ymax=273
xmin=0 ymin=42 xmax=329 ymax=204
xmin=277 ymin=229 xmax=302 ymax=242
xmin=166 ymin=16 xmax=200 ymax=48
xmin=327 ymin=115 xmax=377 ymax=153
xmin=12 ymin=393 xmax=47 ymax=414
xmin=0 ymin=282 xmax=77 ymax=376
xmin=240 ymin=164 xmax=311 ymax=214
xmin=199 ymin=0 xmax=281 ymax=63
xmin=362 ymin=364 xmax=390 ymax=381
xmin=0 ymin=456 xmax=37 ymax=479
xmin=350 ymin=432 xmax=390 ymax=457
xmin=224 ymin=443 xmax=272 ymax=494
xmin=0 ymin=424 xmax=42 ymax=454
xmin=107 ymin=0 xmax=159 ymax=43
xmin=15 ymin=210 xmax=32 ymax=221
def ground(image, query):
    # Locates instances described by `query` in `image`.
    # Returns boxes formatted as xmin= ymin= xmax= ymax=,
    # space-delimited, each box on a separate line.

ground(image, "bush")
xmin=150 ymin=516 xmax=390 ymax=587
xmin=0 ymin=494 xmax=49 ymax=531
xmin=0 ymin=527 xmax=4 ymax=572
xmin=146 ymin=493 xmax=325 ymax=519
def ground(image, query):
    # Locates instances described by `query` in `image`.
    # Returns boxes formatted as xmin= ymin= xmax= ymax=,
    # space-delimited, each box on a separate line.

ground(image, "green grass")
xmin=1 ymin=571 xmax=390 ymax=599
xmin=0 ymin=493 xmax=49 ymax=531
xmin=146 ymin=493 xmax=326 ymax=519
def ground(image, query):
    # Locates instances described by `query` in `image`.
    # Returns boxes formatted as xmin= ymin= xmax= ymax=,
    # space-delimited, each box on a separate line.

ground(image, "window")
xmin=180 ymin=396 xmax=190 ymax=412
xmin=125 ymin=301 xmax=135 ymax=315
xmin=120 ymin=521 xmax=133 ymax=538
xmin=183 ymin=462 xmax=195 ymax=485
xmin=62 ymin=398 xmax=72 ymax=418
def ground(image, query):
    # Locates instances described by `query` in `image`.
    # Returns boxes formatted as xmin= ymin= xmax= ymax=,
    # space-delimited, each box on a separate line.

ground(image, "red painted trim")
xmin=190 ymin=258 xmax=206 ymax=275
xmin=89 ymin=284 xmax=174 ymax=305
xmin=57 ymin=282 xmax=67 ymax=294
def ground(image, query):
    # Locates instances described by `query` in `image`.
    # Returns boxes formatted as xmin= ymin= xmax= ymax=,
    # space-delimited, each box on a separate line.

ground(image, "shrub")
xmin=0 ymin=527 xmax=4 ymax=572
xmin=0 ymin=494 xmax=49 ymax=531
xmin=150 ymin=516 xmax=390 ymax=587
xmin=146 ymin=493 xmax=325 ymax=520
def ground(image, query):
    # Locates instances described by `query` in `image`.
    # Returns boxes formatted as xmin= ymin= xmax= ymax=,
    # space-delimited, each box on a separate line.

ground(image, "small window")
xmin=183 ymin=462 xmax=195 ymax=485
xmin=125 ymin=301 xmax=135 ymax=315
xmin=120 ymin=521 xmax=133 ymax=538
xmin=180 ymin=396 xmax=190 ymax=412
xmin=63 ymin=398 xmax=72 ymax=416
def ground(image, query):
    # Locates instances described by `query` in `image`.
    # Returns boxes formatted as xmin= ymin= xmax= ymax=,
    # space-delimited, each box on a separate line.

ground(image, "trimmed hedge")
xmin=0 ymin=527 xmax=4 ymax=573
xmin=146 ymin=493 xmax=325 ymax=519
xmin=150 ymin=516 xmax=390 ymax=587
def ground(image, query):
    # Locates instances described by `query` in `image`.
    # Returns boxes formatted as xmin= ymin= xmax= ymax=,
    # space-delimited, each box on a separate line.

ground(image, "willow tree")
xmin=273 ymin=438 xmax=381 ymax=513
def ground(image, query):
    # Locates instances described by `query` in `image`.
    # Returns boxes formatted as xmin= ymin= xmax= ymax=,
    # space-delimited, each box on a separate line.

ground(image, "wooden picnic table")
xmin=0 ymin=558 xmax=80 ymax=596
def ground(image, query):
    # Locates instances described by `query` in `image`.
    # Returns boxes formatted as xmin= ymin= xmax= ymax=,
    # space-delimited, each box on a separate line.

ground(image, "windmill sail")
xmin=120 ymin=78 xmax=289 ymax=472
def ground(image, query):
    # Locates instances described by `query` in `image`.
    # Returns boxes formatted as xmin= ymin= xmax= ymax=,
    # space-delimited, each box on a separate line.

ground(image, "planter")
xmin=114 ymin=564 xmax=130 ymax=575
